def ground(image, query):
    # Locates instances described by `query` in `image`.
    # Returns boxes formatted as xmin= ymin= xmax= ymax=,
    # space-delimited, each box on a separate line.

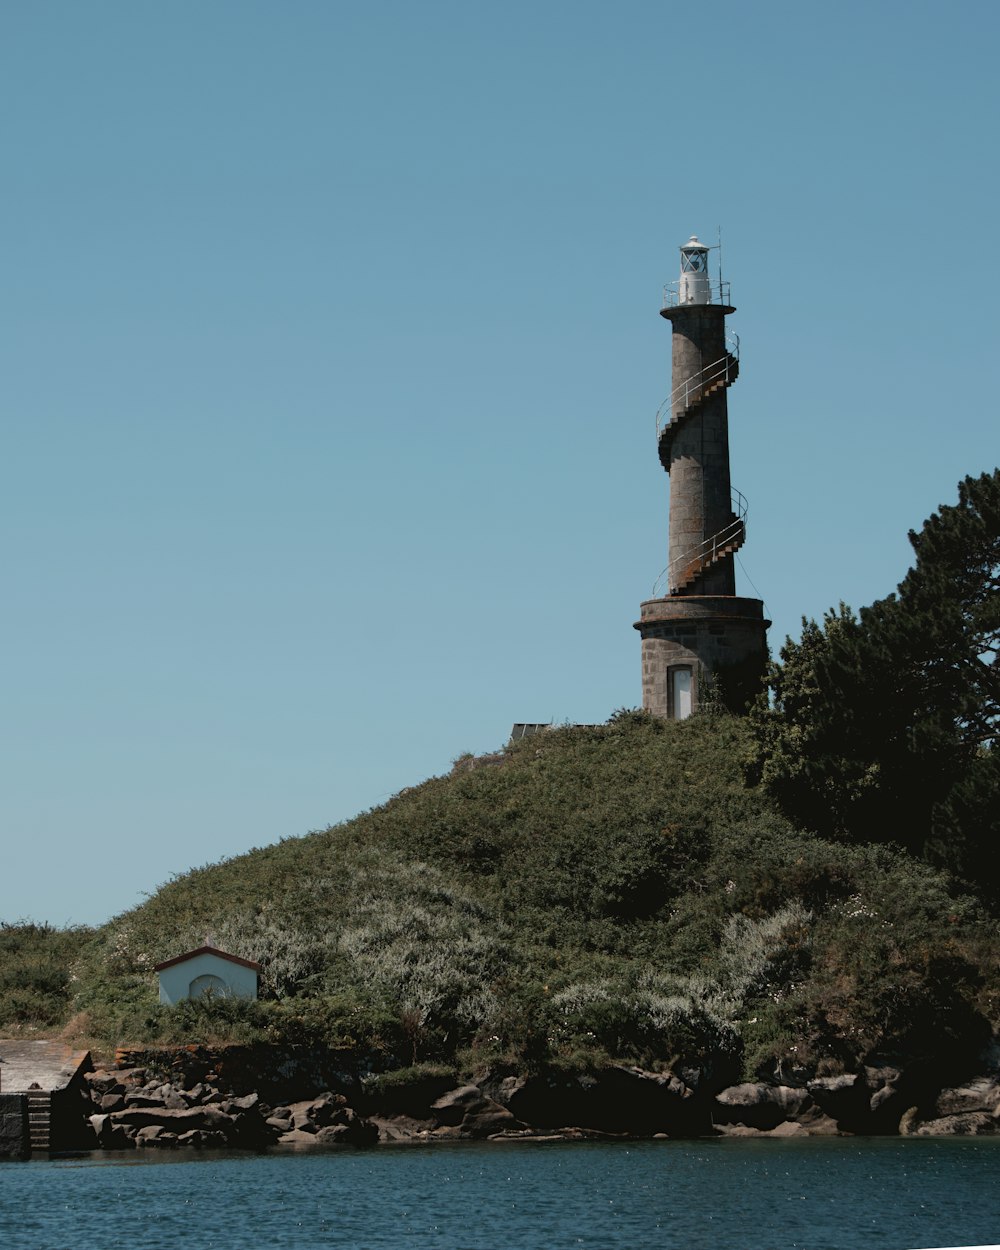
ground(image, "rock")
xmin=794 ymin=1106 xmax=841 ymax=1135
xmin=85 ymin=1071 xmax=124 ymax=1096
xmin=496 ymin=1132 xmax=567 ymax=1142
xmin=864 ymin=1063 xmax=942 ymax=1133
xmin=160 ymin=1086 xmax=189 ymax=1111
xmin=430 ymin=1086 xmax=521 ymax=1139
xmin=713 ymin=1083 xmax=811 ymax=1131
xmin=124 ymin=1091 xmax=167 ymax=1108
xmin=100 ymin=1093 xmax=126 ymax=1113
xmin=912 ymin=1112 xmax=997 ymax=1136
xmin=135 ymin=1125 xmax=179 ymax=1148
xmin=277 ymin=1128 xmax=326 ymax=1147
xmin=715 ymin=1123 xmax=766 ymax=1137
xmin=767 ymin=1120 xmax=809 ymax=1138
xmin=289 ymin=1094 xmax=348 ymax=1132
xmin=110 ymin=1106 xmax=234 ymax=1135
xmin=430 ymin=1125 xmax=462 ymax=1140
xmin=226 ymin=1093 xmax=262 ymax=1114
xmin=490 ymin=1066 xmax=709 ymax=1138
xmin=361 ymin=1069 xmax=458 ymax=1119
xmin=89 ymin=1114 xmax=132 ymax=1151
xmin=933 ymin=1080 xmax=1000 ymax=1118
xmin=113 ymin=1067 xmax=148 ymax=1086
xmin=373 ymin=1116 xmax=429 ymax=1142
xmin=314 ymin=1118 xmax=379 ymax=1146
xmin=176 ymin=1130 xmax=229 ymax=1148
xmin=226 ymin=1097 xmax=279 ymax=1147
xmin=807 ymin=1074 xmax=872 ymax=1132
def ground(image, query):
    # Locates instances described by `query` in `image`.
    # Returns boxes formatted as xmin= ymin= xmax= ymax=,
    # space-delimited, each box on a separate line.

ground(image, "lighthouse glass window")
xmin=681 ymin=250 xmax=707 ymax=273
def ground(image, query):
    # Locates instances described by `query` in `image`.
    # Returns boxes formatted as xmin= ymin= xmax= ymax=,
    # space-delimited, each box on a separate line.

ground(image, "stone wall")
xmin=661 ymin=302 xmax=736 ymax=598
xmin=635 ymin=595 xmax=769 ymax=716
xmin=0 ymin=1094 xmax=28 ymax=1160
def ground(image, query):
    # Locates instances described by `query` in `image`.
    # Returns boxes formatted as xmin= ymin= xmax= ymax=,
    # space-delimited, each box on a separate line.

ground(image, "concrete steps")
xmin=27 ymin=1091 xmax=51 ymax=1153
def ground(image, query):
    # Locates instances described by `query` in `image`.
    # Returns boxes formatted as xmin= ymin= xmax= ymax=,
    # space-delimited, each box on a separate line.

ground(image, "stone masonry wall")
xmin=635 ymin=596 xmax=769 ymax=716
xmin=664 ymin=304 xmax=735 ymax=597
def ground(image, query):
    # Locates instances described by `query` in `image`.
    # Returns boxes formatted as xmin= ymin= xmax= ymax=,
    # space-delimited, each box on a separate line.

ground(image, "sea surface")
xmin=2 ymin=1138 xmax=999 ymax=1250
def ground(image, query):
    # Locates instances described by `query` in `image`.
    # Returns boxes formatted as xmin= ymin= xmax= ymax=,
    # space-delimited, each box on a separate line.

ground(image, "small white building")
xmin=154 ymin=945 xmax=260 ymax=1005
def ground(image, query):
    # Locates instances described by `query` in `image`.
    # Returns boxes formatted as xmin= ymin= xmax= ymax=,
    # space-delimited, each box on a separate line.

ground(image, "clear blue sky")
xmin=3 ymin=0 xmax=997 ymax=926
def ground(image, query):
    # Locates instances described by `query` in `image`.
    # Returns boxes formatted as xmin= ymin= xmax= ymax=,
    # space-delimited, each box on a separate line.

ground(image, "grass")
xmin=4 ymin=711 xmax=998 ymax=1081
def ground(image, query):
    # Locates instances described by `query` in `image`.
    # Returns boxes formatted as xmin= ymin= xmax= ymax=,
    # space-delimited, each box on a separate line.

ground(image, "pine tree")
xmin=750 ymin=470 xmax=1000 ymax=897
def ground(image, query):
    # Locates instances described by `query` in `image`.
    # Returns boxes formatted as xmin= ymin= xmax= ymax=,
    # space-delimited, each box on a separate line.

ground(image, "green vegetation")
xmin=3 ymin=713 xmax=998 ymax=1083
xmin=3 ymin=471 xmax=997 ymax=1087
xmin=749 ymin=470 xmax=1000 ymax=902
xmin=0 ymin=922 xmax=94 ymax=1031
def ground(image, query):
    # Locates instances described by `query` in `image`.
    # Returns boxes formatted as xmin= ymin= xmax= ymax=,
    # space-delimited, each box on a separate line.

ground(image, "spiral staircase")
xmin=653 ymin=335 xmax=746 ymax=596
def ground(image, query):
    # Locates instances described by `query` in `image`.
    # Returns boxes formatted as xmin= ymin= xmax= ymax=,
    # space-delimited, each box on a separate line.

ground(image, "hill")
xmin=4 ymin=711 xmax=998 ymax=1088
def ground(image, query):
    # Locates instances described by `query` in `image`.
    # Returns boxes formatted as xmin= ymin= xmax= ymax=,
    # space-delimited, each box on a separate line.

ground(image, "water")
xmin=2 ymin=1138 xmax=999 ymax=1250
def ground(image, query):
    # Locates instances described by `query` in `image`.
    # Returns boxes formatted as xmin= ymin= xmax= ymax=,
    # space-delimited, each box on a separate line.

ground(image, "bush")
xmin=5 ymin=713 xmax=997 ymax=1083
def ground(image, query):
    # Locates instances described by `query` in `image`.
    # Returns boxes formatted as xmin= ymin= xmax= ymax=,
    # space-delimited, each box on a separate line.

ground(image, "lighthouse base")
xmin=633 ymin=596 xmax=770 ymax=718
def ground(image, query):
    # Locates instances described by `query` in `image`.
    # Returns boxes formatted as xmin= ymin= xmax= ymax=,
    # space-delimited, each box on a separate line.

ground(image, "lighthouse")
xmin=634 ymin=236 xmax=769 ymax=717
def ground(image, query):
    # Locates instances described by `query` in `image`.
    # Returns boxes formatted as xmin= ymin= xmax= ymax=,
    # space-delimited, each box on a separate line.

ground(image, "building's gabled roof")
xmin=153 ymin=945 xmax=261 ymax=973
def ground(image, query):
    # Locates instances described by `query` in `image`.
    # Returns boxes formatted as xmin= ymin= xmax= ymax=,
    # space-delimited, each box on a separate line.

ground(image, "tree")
xmin=749 ymin=470 xmax=1000 ymax=897
xmin=895 ymin=470 xmax=1000 ymax=747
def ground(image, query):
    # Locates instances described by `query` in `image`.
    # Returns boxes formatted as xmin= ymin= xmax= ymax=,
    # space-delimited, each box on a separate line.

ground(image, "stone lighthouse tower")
xmin=634 ymin=236 xmax=769 ymax=717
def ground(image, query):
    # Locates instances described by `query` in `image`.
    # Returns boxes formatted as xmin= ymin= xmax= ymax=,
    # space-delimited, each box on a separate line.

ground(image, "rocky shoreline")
xmin=74 ymin=1046 xmax=1000 ymax=1151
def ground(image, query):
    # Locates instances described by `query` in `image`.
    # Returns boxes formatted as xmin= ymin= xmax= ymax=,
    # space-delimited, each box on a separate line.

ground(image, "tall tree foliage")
xmin=750 ymin=470 xmax=1000 ymax=900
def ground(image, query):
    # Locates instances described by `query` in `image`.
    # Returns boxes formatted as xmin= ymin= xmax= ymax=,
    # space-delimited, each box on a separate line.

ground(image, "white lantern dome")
xmin=678 ymin=235 xmax=711 ymax=304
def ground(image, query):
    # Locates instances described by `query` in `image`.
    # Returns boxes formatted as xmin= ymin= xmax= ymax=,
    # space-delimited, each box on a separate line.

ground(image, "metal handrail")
xmin=662 ymin=279 xmax=732 ymax=309
xmin=655 ymin=333 xmax=740 ymax=439
xmin=651 ymin=489 xmax=748 ymax=597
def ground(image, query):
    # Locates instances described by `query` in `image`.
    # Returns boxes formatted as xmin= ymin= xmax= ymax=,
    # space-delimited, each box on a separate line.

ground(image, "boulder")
xmin=864 ymin=1063 xmax=943 ymax=1133
xmin=912 ymin=1112 xmax=997 ymax=1136
xmin=160 ymin=1085 xmax=190 ymax=1110
xmin=124 ymin=1091 xmax=168 ymax=1108
xmin=113 ymin=1067 xmax=148 ymax=1086
xmin=277 ymin=1127 xmax=327 ymax=1147
xmin=110 ymin=1105 xmax=234 ymax=1135
xmin=88 ymin=1113 xmax=131 ymax=1150
xmin=225 ymin=1097 xmax=278 ymax=1147
xmin=225 ymin=1093 xmax=263 ymax=1114
xmin=430 ymin=1086 xmax=521 ymax=1138
xmin=176 ymin=1130 xmax=229 ymax=1149
xmin=289 ymin=1094 xmax=348 ymax=1132
xmin=713 ymin=1083 xmax=811 ymax=1131
xmin=85 ymin=1071 xmax=124 ymax=1097
xmin=932 ymin=1079 xmax=1000 ymax=1118
xmin=314 ymin=1117 xmax=379 ymax=1146
xmin=491 ymin=1066 xmax=709 ymax=1137
xmin=372 ymin=1116 xmax=430 ymax=1142
xmin=135 ymin=1125 xmax=178 ymax=1148
xmin=767 ymin=1120 xmax=810 ymax=1138
xmin=806 ymin=1074 xmax=872 ymax=1132
xmin=361 ymin=1069 xmax=459 ymax=1119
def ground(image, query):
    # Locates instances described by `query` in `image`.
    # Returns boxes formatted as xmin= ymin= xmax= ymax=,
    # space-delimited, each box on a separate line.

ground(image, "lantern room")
xmin=677 ymin=235 xmax=711 ymax=304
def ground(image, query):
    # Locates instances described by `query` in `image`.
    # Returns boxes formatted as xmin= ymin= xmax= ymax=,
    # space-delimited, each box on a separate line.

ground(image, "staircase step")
xmin=27 ymin=1093 xmax=52 ymax=1151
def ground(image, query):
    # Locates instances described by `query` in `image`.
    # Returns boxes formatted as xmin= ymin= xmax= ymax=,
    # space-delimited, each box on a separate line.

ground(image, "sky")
xmin=2 ymin=0 xmax=998 ymax=927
